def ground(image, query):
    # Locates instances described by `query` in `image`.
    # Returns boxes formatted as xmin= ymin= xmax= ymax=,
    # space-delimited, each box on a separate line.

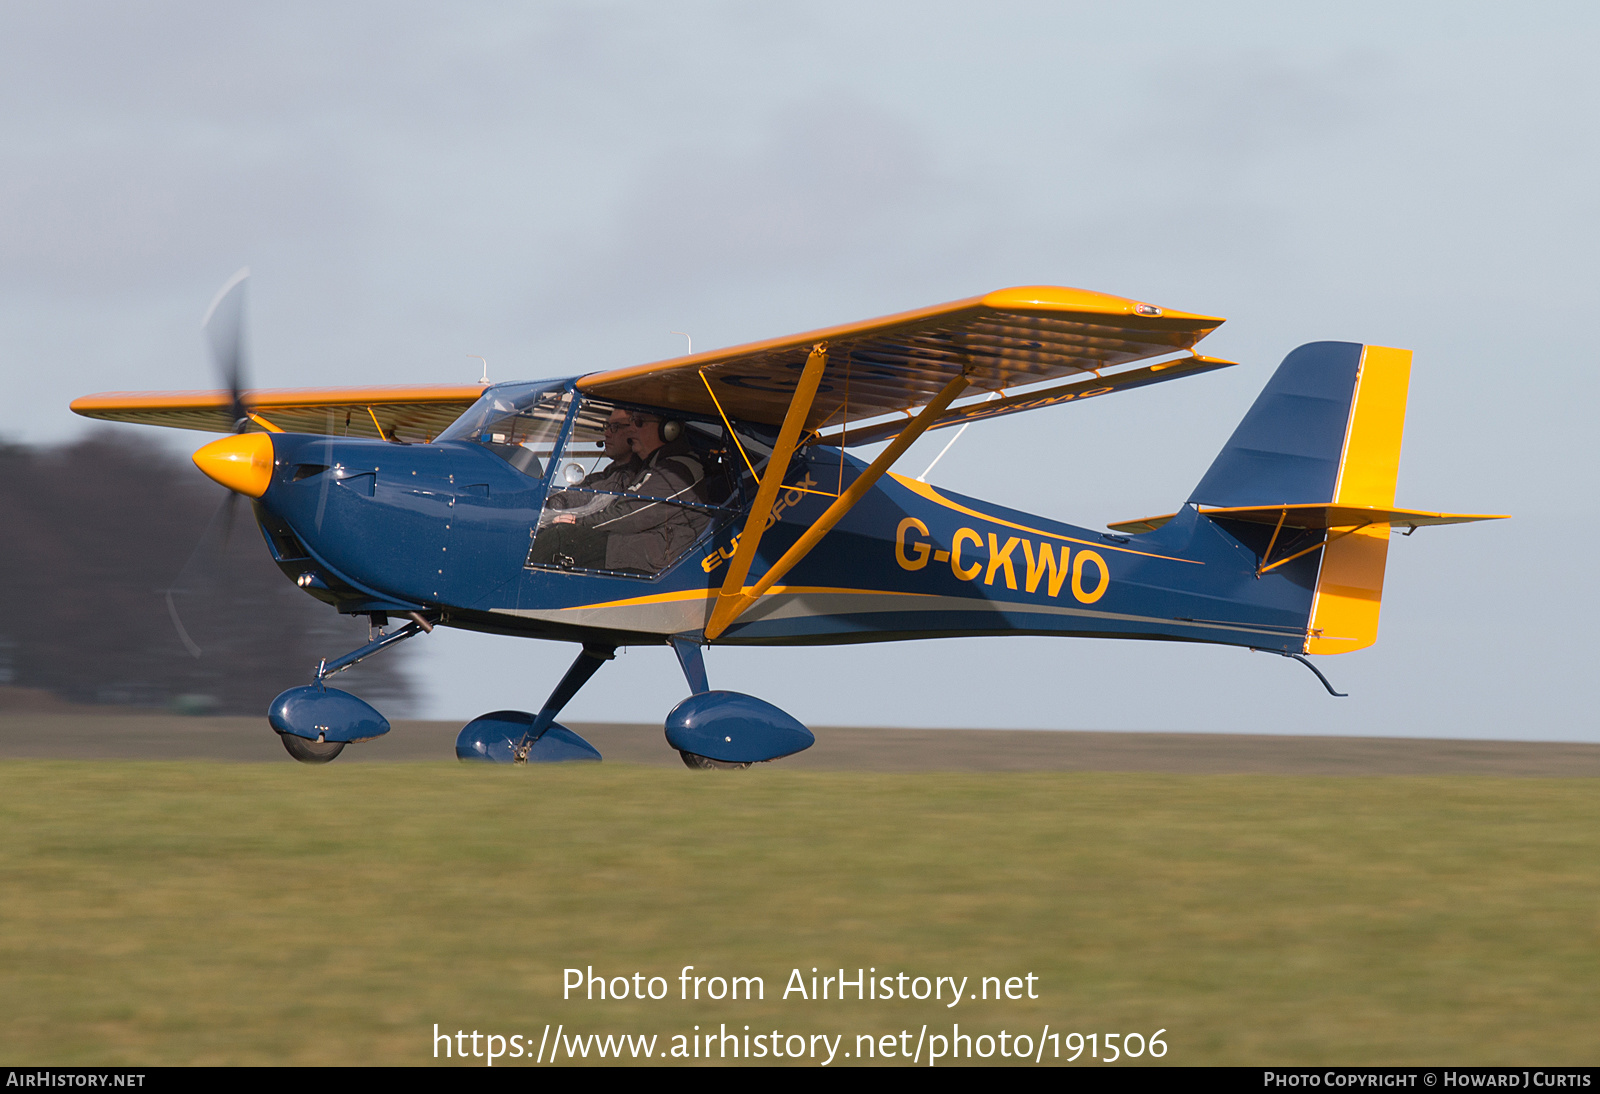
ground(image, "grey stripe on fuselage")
xmin=490 ymin=589 xmax=1296 ymax=642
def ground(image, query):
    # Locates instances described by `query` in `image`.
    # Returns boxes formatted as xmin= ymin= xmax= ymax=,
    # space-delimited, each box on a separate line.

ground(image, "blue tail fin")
xmin=1188 ymin=340 xmax=1412 ymax=655
xmin=1189 ymin=341 xmax=1365 ymax=507
xmin=1111 ymin=341 xmax=1500 ymax=655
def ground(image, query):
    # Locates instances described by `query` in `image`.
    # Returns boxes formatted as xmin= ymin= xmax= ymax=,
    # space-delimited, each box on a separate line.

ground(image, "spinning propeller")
xmin=190 ymin=269 xmax=274 ymax=500
xmin=167 ymin=268 xmax=268 ymax=657
xmin=201 ymin=266 xmax=252 ymax=434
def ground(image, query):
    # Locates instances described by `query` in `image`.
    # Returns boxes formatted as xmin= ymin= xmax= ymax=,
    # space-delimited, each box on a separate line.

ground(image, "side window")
xmin=525 ymin=398 xmax=763 ymax=577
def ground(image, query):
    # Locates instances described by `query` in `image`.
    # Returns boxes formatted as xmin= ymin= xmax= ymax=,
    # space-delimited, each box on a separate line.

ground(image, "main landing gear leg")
xmin=514 ymin=643 xmax=616 ymax=760
xmin=455 ymin=643 xmax=613 ymax=763
xmin=671 ymin=635 xmax=709 ymax=695
xmin=669 ymin=636 xmax=746 ymax=769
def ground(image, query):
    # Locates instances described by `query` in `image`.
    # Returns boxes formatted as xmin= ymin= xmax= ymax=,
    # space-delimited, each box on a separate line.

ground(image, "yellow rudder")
xmin=1305 ymin=346 xmax=1411 ymax=654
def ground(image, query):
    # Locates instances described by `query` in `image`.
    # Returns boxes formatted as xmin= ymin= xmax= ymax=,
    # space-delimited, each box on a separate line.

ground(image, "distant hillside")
xmin=0 ymin=429 xmax=412 ymax=715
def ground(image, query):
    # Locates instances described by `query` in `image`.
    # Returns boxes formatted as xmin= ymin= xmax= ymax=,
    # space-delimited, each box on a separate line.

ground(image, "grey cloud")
xmin=1127 ymin=50 xmax=1392 ymax=162
xmin=534 ymin=97 xmax=971 ymax=314
xmin=0 ymin=141 xmax=365 ymax=294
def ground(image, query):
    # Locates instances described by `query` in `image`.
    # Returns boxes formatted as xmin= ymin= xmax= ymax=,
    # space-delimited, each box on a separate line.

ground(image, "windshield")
xmin=437 ymin=381 xmax=569 ymax=443
xmin=437 ymin=381 xmax=571 ymax=477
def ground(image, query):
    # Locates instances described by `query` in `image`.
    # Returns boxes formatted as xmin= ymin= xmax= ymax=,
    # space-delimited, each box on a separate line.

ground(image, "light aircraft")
xmin=72 ymin=276 xmax=1504 ymax=766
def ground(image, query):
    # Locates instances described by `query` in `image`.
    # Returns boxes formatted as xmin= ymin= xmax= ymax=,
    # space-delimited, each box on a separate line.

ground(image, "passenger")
xmin=528 ymin=411 xmax=709 ymax=574
xmin=589 ymin=414 xmax=710 ymax=574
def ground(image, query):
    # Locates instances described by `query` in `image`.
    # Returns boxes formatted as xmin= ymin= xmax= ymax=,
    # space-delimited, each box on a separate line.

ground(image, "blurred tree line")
xmin=0 ymin=428 xmax=413 ymax=715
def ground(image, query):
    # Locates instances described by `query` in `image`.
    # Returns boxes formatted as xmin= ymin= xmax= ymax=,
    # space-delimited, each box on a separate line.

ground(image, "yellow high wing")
xmin=578 ymin=285 xmax=1228 ymax=640
xmin=70 ymin=383 xmax=488 ymax=442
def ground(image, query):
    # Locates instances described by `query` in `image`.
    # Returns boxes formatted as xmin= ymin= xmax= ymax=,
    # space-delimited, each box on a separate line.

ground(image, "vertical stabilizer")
xmin=1190 ymin=342 xmax=1413 ymax=654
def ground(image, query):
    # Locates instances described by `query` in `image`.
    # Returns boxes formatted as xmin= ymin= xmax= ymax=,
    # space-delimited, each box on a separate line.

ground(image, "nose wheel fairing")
xmin=268 ymin=685 xmax=390 ymax=744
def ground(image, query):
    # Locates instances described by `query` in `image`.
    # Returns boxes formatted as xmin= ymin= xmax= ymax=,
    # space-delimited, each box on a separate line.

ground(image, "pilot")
xmin=528 ymin=407 xmax=644 ymax=569
xmin=529 ymin=410 xmax=709 ymax=574
xmin=545 ymin=408 xmax=644 ymax=507
xmin=587 ymin=413 xmax=710 ymax=574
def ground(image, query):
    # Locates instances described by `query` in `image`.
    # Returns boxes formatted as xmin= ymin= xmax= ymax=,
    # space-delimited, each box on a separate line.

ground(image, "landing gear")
xmin=1250 ymin=647 xmax=1350 ymax=697
xmin=279 ymin=733 xmax=345 ymax=764
xmin=664 ymin=637 xmax=813 ymax=769
xmin=678 ymin=750 xmax=752 ymax=771
xmin=268 ymin=612 xmax=436 ymax=765
xmin=456 ymin=643 xmax=614 ymax=764
xmin=458 ymin=711 xmax=602 ymax=763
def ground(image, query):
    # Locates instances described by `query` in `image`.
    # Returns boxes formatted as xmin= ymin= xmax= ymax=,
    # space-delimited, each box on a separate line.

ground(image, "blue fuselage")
xmin=252 ymin=400 xmax=1317 ymax=655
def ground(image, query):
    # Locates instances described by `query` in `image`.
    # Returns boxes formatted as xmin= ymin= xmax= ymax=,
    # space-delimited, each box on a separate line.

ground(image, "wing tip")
xmin=981 ymin=285 xmax=1225 ymax=325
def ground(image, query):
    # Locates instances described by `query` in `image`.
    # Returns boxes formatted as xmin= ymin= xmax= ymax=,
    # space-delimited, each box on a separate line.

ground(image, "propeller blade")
xmin=171 ymin=270 xmax=257 ymax=657
xmin=166 ymin=590 xmax=203 ymax=659
xmin=164 ymin=490 xmax=239 ymax=659
xmin=219 ymin=490 xmax=239 ymax=547
xmin=201 ymin=267 xmax=250 ymax=431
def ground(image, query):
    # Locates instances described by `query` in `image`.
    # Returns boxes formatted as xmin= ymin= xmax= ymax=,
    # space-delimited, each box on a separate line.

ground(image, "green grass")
xmin=0 ymin=762 xmax=1595 ymax=1065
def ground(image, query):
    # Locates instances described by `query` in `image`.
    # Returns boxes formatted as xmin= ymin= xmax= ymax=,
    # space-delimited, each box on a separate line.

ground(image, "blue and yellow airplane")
xmin=73 ymin=278 xmax=1504 ymax=766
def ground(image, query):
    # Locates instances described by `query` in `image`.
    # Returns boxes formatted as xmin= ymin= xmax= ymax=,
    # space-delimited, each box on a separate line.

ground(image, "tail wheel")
xmin=678 ymin=750 xmax=752 ymax=771
xmin=280 ymin=733 xmax=345 ymax=765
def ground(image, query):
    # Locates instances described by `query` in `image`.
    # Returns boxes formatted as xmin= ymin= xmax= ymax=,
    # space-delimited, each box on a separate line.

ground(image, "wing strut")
xmin=705 ymin=366 xmax=971 ymax=641
xmin=706 ymin=344 xmax=832 ymax=639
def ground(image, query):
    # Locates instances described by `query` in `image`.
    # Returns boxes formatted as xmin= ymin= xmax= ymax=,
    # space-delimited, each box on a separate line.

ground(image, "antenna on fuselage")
xmin=669 ymin=331 xmax=692 ymax=355
xmin=468 ymin=355 xmax=490 ymax=384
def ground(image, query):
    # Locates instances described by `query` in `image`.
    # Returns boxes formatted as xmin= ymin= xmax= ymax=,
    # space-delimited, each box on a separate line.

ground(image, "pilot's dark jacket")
xmin=542 ymin=455 xmax=644 ymax=512
xmin=590 ymin=438 xmax=710 ymax=573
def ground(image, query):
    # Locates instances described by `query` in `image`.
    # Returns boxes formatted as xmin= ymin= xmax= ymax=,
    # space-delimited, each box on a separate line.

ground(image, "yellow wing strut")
xmin=705 ymin=368 xmax=972 ymax=641
xmin=705 ymin=344 xmax=831 ymax=640
xmin=244 ymin=411 xmax=284 ymax=433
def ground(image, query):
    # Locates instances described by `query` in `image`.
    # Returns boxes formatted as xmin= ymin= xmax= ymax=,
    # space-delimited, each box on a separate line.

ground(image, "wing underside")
xmin=72 ymin=287 xmax=1226 ymax=442
xmin=578 ymin=285 xmax=1226 ymax=440
xmin=70 ymin=384 xmax=487 ymax=440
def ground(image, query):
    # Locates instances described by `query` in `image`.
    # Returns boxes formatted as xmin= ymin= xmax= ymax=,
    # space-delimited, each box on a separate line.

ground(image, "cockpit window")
xmin=437 ymin=382 xmax=570 ymax=478
xmin=525 ymin=396 xmax=770 ymax=578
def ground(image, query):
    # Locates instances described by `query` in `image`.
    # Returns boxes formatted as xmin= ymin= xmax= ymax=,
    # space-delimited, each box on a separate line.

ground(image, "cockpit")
xmin=439 ymin=381 xmax=780 ymax=578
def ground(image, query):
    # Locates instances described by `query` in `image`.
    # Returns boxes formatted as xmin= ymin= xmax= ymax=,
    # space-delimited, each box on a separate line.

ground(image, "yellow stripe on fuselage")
xmin=890 ymin=475 xmax=1201 ymax=565
xmin=571 ymin=585 xmax=924 ymax=613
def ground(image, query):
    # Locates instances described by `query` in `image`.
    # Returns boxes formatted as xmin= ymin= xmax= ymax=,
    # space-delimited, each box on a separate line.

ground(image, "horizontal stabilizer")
xmin=1110 ymin=504 xmax=1507 ymax=534
xmin=1122 ymin=340 xmax=1506 ymax=656
xmin=1106 ymin=513 xmax=1181 ymax=535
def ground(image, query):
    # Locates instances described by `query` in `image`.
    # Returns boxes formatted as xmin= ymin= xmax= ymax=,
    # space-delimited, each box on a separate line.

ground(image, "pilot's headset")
xmin=635 ymin=413 xmax=682 ymax=442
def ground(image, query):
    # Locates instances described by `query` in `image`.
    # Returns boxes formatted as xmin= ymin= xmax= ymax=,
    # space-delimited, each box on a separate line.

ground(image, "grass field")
xmin=1 ymin=761 xmax=1595 ymax=1066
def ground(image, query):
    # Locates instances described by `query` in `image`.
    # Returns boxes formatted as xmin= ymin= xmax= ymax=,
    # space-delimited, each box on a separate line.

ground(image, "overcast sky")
xmin=4 ymin=1 xmax=1595 ymax=739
